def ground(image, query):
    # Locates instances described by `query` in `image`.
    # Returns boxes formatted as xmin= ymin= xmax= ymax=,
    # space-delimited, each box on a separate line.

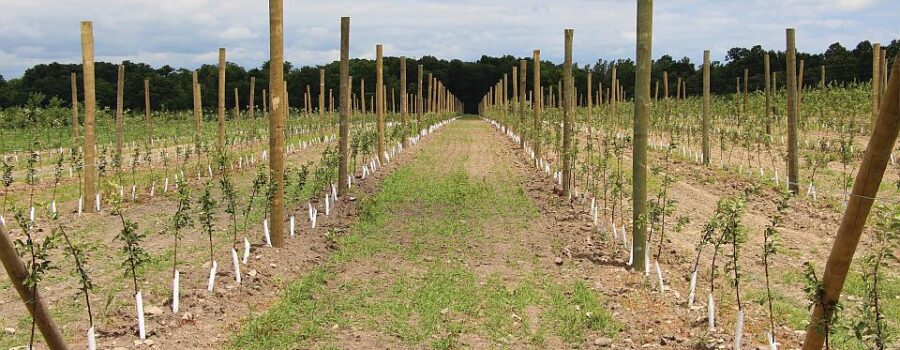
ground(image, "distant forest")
xmin=0 ymin=39 xmax=896 ymax=114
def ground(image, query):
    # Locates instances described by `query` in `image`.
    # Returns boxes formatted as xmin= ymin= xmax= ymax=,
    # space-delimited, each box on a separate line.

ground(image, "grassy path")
xmin=228 ymin=118 xmax=620 ymax=349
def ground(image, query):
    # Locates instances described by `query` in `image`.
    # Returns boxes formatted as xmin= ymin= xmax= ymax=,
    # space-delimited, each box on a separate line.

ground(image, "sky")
xmin=0 ymin=0 xmax=896 ymax=78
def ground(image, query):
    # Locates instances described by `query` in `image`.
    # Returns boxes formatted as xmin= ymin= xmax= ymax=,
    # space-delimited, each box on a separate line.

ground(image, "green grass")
xmin=228 ymin=121 xmax=619 ymax=349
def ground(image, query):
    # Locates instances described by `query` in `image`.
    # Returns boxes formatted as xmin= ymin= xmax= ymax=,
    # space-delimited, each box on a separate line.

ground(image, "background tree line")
xmin=0 ymin=39 xmax=896 ymax=115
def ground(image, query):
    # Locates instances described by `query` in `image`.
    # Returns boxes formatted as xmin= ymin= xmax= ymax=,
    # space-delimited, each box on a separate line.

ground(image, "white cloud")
xmin=0 ymin=0 xmax=893 ymax=78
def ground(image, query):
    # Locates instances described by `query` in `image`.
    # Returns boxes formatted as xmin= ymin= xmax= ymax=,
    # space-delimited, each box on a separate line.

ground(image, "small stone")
xmin=594 ymin=337 xmax=612 ymax=346
xmin=144 ymin=340 xmax=155 ymax=346
xmin=269 ymin=263 xmax=277 ymax=268
xmin=4 ymin=327 xmax=15 ymax=335
xmin=145 ymin=306 xmax=164 ymax=316
xmin=554 ymin=257 xmax=564 ymax=265
xmin=441 ymin=307 xmax=450 ymax=315
xmin=248 ymin=269 xmax=258 ymax=277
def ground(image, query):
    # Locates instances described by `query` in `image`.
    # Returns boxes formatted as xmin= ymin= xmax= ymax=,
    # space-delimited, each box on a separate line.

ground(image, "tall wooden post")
xmin=217 ymin=48 xmax=226 ymax=151
xmin=338 ymin=17 xmax=350 ymax=196
xmin=764 ymin=54 xmax=771 ymax=135
xmin=70 ymin=72 xmax=79 ymax=139
xmin=786 ymin=28 xmax=800 ymax=193
xmin=116 ymin=64 xmax=125 ymax=155
xmin=234 ymin=87 xmax=240 ymax=119
xmin=633 ymin=0 xmax=653 ymax=271
xmin=319 ymin=68 xmax=325 ymax=139
xmin=267 ymin=0 xmax=286 ymax=247
xmin=249 ymin=77 xmax=256 ymax=119
xmin=417 ymin=65 xmax=423 ymax=130
xmin=400 ymin=57 xmax=408 ymax=144
xmin=663 ymin=71 xmax=669 ymax=114
xmin=802 ymin=57 xmax=900 ymax=350
xmin=358 ymin=79 xmax=365 ymax=116
xmin=533 ymin=49 xmax=542 ymax=163
xmin=519 ymin=60 xmax=527 ymax=148
xmin=376 ymin=45 xmax=386 ymax=163
xmin=820 ymin=65 xmax=826 ymax=89
xmin=872 ymin=43 xmax=881 ymax=128
xmin=611 ymin=64 xmax=618 ymax=116
xmin=81 ymin=21 xmax=97 ymax=214
xmin=562 ymin=29 xmax=574 ymax=196
xmin=192 ymin=71 xmax=202 ymax=137
xmin=428 ymin=73 xmax=434 ymax=115
xmin=144 ymin=79 xmax=152 ymax=144
xmin=702 ymin=50 xmax=711 ymax=165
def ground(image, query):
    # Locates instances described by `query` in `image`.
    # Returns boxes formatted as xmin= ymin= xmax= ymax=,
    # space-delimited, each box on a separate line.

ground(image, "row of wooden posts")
xmin=480 ymin=7 xmax=899 ymax=349
xmin=0 ymin=3 xmax=464 ymax=348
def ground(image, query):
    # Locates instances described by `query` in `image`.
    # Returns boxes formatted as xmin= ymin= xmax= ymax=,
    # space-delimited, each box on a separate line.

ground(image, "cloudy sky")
xmin=0 ymin=0 xmax=894 ymax=78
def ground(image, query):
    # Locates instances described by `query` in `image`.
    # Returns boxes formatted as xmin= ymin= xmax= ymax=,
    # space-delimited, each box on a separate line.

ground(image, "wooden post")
xmin=872 ymin=43 xmax=881 ymax=128
xmin=633 ymin=0 xmax=653 ymax=271
xmin=743 ymin=68 xmax=749 ymax=114
xmin=428 ymin=73 xmax=434 ymax=115
xmin=611 ymin=64 xmax=617 ymax=116
xmin=702 ymin=50 xmax=710 ymax=165
xmin=305 ymin=85 xmax=311 ymax=115
xmin=70 ymin=72 xmax=79 ymax=139
xmin=786 ymin=28 xmax=800 ymax=193
xmin=192 ymin=71 xmax=202 ymax=137
xmin=802 ymin=57 xmax=900 ymax=350
xmin=81 ymin=21 xmax=97 ymax=214
xmin=663 ymin=71 xmax=669 ymax=115
xmin=798 ymin=59 xmax=805 ymax=108
xmin=417 ymin=65 xmax=423 ymax=130
xmin=533 ymin=50 xmax=542 ymax=162
xmin=338 ymin=16 xmax=350 ymax=196
xmin=562 ymin=29 xmax=574 ymax=196
xmin=144 ymin=79 xmax=152 ymax=144
xmin=360 ymin=79 xmax=366 ymax=116
xmin=764 ymin=54 xmax=771 ymax=135
xmin=0 ymin=224 xmax=69 ymax=350
xmin=512 ymin=67 xmax=519 ymax=140
xmin=234 ymin=87 xmax=240 ymax=119
xmin=116 ymin=64 xmax=125 ymax=155
xmin=319 ymin=68 xmax=326 ymax=139
xmin=400 ymin=57 xmax=408 ymax=145
xmin=262 ymin=89 xmax=268 ymax=116
xmin=249 ymin=77 xmax=256 ymax=119
xmin=217 ymin=48 xmax=226 ymax=151
xmin=820 ymin=65 xmax=826 ymax=89
xmin=267 ymin=0 xmax=285 ymax=247
xmin=519 ymin=59 xmax=527 ymax=148
xmin=376 ymin=44 xmax=386 ymax=163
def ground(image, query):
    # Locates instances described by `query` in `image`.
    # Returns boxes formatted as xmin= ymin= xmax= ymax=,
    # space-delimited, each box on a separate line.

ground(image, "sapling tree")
xmin=57 ymin=218 xmax=96 ymax=344
xmin=14 ymin=143 xmax=54 ymax=349
xmin=198 ymin=180 xmax=219 ymax=290
xmin=217 ymin=153 xmax=238 ymax=247
xmin=852 ymin=204 xmax=899 ymax=350
xmin=171 ymin=176 xmax=192 ymax=311
xmin=763 ymin=190 xmax=790 ymax=347
xmin=1 ymin=156 xmax=12 ymax=223
xmin=802 ymin=261 xmax=837 ymax=349
xmin=112 ymin=189 xmax=149 ymax=339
